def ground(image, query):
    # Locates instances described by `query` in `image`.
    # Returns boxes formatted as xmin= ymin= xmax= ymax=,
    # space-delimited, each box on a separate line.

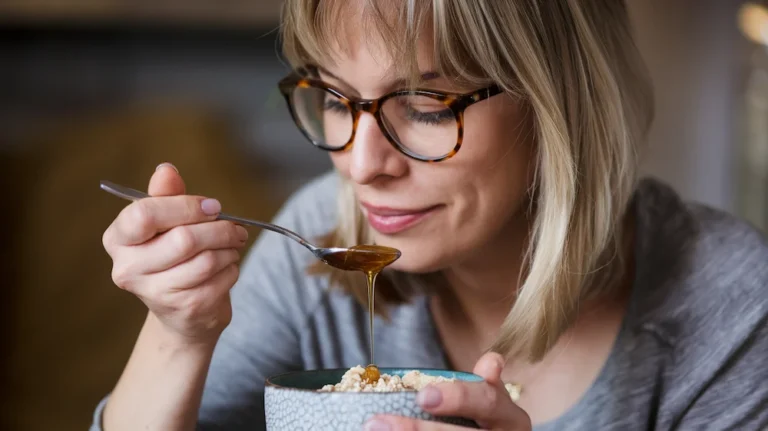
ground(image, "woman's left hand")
xmin=363 ymin=352 xmax=532 ymax=430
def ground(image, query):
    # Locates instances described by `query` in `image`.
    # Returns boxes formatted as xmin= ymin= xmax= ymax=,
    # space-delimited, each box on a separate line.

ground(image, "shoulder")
xmin=631 ymin=177 xmax=768 ymax=351
xmin=629 ymin=178 xmax=768 ymax=423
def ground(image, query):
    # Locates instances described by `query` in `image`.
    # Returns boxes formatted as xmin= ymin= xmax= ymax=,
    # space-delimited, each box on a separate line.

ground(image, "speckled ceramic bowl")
xmin=264 ymin=368 xmax=482 ymax=430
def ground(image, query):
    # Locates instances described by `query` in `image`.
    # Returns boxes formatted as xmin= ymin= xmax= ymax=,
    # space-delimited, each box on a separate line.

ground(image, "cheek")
xmin=468 ymin=119 xmax=535 ymax=227
xmin=381 ymin=142 xmax=532 ymax=273
xmin=455 ymin=104 xmax=534 ymax=206
xmin=414 ymin=104 xmax=534 ymax=264
xmin=469 ymin=100 xmax=534 ymax=196
xmin=452 ymin=153 xmax=530 ymax=238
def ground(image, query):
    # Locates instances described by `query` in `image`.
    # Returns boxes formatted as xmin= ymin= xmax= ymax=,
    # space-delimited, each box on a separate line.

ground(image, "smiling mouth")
xmin=361 ymin=203 xmax=442 ymax=235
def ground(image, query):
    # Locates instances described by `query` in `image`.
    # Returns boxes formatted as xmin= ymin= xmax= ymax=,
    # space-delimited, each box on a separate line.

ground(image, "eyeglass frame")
xmin=277 ymin=67 xmax=504 ymax=163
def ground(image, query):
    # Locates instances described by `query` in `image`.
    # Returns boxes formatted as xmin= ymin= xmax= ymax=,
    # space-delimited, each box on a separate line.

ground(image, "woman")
xmin=92 ymin=1 xmax=768 ymax=430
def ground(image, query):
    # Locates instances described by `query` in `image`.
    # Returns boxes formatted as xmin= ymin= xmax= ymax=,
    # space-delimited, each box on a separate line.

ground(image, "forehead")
xmin=320 ymin=35 xmax=436 ymax=88
xmin=296 ymin=0 xmax=436 ymax=87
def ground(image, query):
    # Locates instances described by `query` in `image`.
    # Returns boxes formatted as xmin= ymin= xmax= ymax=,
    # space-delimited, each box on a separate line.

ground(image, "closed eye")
xmin=404 ymin=106 xmax=454 ymax=125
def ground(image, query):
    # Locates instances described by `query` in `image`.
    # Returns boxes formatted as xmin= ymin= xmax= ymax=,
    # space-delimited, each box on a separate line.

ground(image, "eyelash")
xmin=323 ymin=98 xmax=453 ymax=126
xmin=404 ymin=107 xmax=454 ymax=125
xmin=324 ymin=99 xmax=348 ymax=114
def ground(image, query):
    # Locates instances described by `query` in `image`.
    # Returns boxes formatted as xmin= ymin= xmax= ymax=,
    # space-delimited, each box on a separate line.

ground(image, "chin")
xmin=374 ymin=237 xmax=451 ymax=274
xmin=389 ymin=257 xmax=445 ymax=274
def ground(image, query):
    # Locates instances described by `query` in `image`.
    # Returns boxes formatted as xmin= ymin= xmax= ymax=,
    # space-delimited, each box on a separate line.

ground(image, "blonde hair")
xmin=280 ymin=0 xmax=654 ymax=361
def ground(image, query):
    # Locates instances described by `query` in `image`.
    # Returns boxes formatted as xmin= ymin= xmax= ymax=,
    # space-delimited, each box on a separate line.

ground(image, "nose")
xmin=348 ymin=113 xmax=407 ymax=184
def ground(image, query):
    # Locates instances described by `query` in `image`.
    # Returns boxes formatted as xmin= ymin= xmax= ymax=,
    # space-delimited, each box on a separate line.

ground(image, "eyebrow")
xmin=316 ymin=66 xmax=441 ymax=89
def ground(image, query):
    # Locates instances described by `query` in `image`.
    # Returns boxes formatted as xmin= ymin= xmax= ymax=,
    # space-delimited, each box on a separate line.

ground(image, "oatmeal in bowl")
xmin=264 ymin=367 xmax=481 ymax=430
xmin=319 ymin=365 xmax=457 ymax=392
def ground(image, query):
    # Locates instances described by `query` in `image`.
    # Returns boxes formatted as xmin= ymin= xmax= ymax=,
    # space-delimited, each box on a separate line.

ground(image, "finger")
xmin=416 ymin=352 xmax=504 ymax=420
xmin=149 ymin=162 xmax=186 ymax=197
xmin=416 ymin=382 xmax=497 ymax=421
xmin=110 ymin=195 xmax=223 ymax=246
xmin=124 ymin=248 xmax=241 ymax=295
xmin=473 ymin=352 xmax=505 ymax=385
xmin=131 ymin=221 xmax=248 ymax=274
xmin=171 ymin=263 xmax=239 ymax=324
xmin=364 ymin=415 xmax=474 ymax=431
xmin=415 ymin=382 xmax=529 ymax=429
xmin=159 ymin=248 xmax=241 ymax=291
xmin=196 ymin=262 xmax=240 ymax=299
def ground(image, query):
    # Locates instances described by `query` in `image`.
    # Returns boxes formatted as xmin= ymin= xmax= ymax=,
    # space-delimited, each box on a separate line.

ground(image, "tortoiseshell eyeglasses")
xmin=278 ymin=70 xmax=503 ymax=162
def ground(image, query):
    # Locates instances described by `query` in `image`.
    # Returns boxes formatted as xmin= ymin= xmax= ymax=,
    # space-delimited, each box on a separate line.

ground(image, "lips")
xmin=361 ymin=203 xmax=441 ymax=235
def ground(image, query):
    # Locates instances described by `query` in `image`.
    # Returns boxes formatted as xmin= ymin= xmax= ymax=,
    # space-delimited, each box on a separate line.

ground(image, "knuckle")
xmin=101 ymin=226 xmax=113 ymax=251
xmin=208 ymin=264 xmax=239 ymax=299
xmin=453 ymin=383 xmax=471 ymax=407
xmin=195 ymin=250 xmax=220 ymax=278
xmin=102 ymin=228 xmax=123 ymax=257
xmin=225 ymin=248 xmax=241 ymax=265
xmin=211 ymin=266 xmax=237 ymax=295
xmin=130 ymin=200 xmax=155 ymax=233
xmin=111 ymin=263 xmax=131 ymax=290
xmin=170 ymin=226 xmax=197 ymax=256
xmin=224 ymin=263 xmax=240 ymax=283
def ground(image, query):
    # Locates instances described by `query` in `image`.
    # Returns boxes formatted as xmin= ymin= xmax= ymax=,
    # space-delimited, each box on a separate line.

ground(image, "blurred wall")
xmin=629 ymin=0 xmax=747 ymax=212
xmin=0 ymin=26 xmax=333 ymax=195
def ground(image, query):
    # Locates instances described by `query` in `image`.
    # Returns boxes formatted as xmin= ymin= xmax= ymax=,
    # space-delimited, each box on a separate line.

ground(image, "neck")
xmin=438 ymin=212 xmax=531 ymax=333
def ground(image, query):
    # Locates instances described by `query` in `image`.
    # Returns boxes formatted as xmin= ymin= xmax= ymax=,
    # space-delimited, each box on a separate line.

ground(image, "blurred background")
xmin=0 ymin=0 xmax=767 ymax=429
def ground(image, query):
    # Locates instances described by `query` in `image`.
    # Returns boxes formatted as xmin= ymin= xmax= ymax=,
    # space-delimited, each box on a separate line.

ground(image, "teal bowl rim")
xmin=265 ymin=368 xmax=484 ymax=393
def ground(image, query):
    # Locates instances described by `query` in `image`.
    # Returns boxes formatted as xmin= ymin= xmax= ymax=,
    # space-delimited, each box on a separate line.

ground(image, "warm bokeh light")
xmin=738 ymin=2 xmax=768 ymax=46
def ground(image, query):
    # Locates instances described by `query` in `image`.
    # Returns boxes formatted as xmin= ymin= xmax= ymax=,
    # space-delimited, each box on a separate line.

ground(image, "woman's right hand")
xmin=102 ymin=163 xmax=249 ymax=344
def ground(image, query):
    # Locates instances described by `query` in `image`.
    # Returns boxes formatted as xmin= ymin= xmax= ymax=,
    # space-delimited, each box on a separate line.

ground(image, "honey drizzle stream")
xmin=320 ymin=244 xmax=400 ymax=383
xmin=366 ymin=270 xmax=378 ymax=365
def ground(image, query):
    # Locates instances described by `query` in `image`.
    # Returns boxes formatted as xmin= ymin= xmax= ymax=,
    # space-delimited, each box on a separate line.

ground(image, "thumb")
xmin=473 ymin=351 xmax=505 ymax=385
xmin=148 ymin=162 xmax=186 ymax=197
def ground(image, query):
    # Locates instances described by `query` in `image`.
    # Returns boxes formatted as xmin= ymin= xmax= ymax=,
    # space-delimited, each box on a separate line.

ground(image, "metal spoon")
xmin=99 ymin=180 xmax=401 ymax=271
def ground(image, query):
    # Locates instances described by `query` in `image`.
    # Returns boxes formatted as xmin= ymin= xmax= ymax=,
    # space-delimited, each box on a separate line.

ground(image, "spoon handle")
xmin=99 ymin=180 xmax=315 ymax=251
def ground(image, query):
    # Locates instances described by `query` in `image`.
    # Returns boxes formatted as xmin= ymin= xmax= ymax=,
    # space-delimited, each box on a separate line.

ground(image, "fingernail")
xmin=363 ymin=419 xmax=391 ymax=431
xmin=156 ymin=162 xmax=179 ymax=173
xmin=201 ymin=198 xmax=221 ymax=216
xmin=416 ymin=386 xmax=442 ymax=408
xmin=236 ymin=225 xmax=248 ymax=241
